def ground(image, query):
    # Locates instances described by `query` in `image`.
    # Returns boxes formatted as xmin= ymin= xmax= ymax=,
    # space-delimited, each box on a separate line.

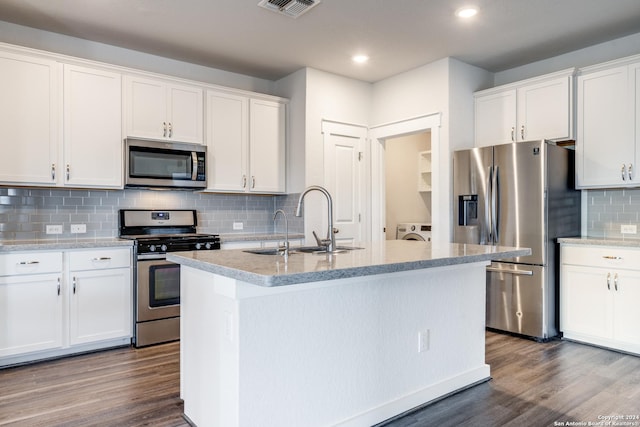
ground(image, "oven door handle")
xmin=137 ymin=253 xmax=169 ymax=261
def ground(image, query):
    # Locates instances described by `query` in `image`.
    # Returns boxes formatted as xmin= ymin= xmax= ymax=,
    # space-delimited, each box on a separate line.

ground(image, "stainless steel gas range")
xmin=119 ymin=209 xmax=220 ymax=347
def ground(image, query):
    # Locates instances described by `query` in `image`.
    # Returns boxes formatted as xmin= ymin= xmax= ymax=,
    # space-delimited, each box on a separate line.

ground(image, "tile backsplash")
xmin=0 ymin=187 xmax=303 ymax=241
xmin=585 ymin=188 xmax=640 ymax=240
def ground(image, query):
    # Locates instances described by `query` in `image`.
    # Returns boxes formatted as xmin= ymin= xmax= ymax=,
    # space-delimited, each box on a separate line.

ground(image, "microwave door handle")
xmin=191 ymin=152 xmax=198 ymax=180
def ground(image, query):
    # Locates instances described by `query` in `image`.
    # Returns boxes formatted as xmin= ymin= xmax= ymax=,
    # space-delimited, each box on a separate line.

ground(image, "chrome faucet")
xmin=295 ymin=185 xmax=337 ymax=253
xmin=273 ymin=209 xmax=290 ymax=259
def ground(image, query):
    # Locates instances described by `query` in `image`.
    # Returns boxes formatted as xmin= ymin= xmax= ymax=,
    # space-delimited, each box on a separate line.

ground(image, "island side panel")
xmin=181 ymin=262 xmax=490 ymax=427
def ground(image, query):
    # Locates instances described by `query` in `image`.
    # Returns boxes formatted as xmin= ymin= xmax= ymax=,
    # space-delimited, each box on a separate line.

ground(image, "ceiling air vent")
xmin=258 ymin=0 xmax=321 ymax=18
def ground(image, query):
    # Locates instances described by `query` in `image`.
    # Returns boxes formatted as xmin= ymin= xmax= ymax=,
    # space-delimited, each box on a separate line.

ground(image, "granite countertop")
xmin=167 ymin=240 xmax=530 ymax=287
xmin=0 ymin=238 xmax=133 ymax=252
xmin=558 ymin=237 xmax=640 ymax=248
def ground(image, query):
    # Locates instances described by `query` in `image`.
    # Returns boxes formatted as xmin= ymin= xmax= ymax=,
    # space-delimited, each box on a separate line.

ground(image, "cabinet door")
xmin=613 ymin=269 xmax=640 ymax=346
xmin=577 ymin=65 xmax=634 ymax=188
xmin=474 ymin=89 xmax=516 ymax=146
xmin=561 ymin=265 xmax=612 ymax=340
xmin=517 ymin=76 xmax=572 ymax=142
xmin=206 ymin=91 xmax=248 ymax=191
xmin=249 ymin=99 xmax=286 ymax=193
xmin=168 ymin=84 xmax=203 ymax=144
xmin=63 ymin=64 xmax=122 ymax=188
xmin=69 ymin=268 xmax=132 ymax=345
xmin=0 ymin=274 xmax=63 ymax=357
xmin=124 ymin=76 xmax=167 ymax=139
xmin=0 ymin=51 xmax=58 ymax=185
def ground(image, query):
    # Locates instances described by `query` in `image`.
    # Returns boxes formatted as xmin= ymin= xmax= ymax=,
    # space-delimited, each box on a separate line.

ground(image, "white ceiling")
xmin=1 ymin=0 xmax=640 ymax=83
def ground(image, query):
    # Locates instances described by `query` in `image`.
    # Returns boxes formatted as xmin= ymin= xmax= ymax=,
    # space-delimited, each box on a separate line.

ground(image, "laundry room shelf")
xmin=418 ymin=150 xmax=432 ymax=192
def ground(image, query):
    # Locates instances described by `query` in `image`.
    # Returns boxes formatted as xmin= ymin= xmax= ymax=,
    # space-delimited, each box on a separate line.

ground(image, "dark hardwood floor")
xmin=1 ymin=332 xmax=639 ymax=426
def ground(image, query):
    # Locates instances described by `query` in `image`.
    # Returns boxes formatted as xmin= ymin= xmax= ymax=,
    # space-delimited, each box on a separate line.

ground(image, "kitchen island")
xmin=167 ymin=240 xmax=529 ymax=427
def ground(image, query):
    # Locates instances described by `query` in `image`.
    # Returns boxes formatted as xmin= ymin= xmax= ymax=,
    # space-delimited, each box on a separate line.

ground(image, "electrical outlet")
xmin=70 ymin=224 xmax=87 ymax=234
xmin=418 ymin=330 xmax=430 ymax=353
xmin=46 ymin=225 xmax=63 ymax=235
xmin=233 ymin=222 xmax=244 ymax=230
xmin=621 ymin=224 xmax=637 ymax=234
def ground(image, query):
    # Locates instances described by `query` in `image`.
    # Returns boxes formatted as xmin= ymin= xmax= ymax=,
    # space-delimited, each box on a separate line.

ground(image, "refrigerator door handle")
xmin=486 ymin=267 xmax=533 ymax=276
xmin=492 ymin=166 xmax=500 ymax=244
xmin=486 ymin=166 xmax=493 ymax=243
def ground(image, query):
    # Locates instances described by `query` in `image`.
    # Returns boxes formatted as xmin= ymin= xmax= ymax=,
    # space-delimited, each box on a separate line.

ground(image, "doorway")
xmin=384 ymin=131 xmax=432 ymax=240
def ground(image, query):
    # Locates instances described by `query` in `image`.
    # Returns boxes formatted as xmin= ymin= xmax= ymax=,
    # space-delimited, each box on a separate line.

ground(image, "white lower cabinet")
xmin=0 ymin=247 xmax=132 ymax=366
xmin=560 ymin=244 xmax=640 ymax=354
xmin=69 ymin=249 xmax=132 ymax=346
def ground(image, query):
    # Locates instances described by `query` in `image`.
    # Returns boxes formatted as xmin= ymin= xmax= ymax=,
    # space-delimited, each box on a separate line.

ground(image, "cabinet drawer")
xmin=561 ymin=244 xmax=640 ymax=269
xmin=0 ymin=252 xmax=63 ymax=276
xmin=69 ymin=248 xmax=131 ymax=271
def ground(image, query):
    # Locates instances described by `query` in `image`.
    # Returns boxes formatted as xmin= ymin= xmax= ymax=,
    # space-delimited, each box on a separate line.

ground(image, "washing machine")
xmin=396 ymin=223 xmax=432 ymax=241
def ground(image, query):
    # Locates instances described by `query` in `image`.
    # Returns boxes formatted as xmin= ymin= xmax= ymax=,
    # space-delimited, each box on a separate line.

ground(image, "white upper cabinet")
xmin=124 ymin=75 xmax=204 ymax=144
xmin=576 ymin=55 xmax=639 ymax=189
xmin=474 ymin=69 xmax=574 ymax=147
xmin=0 ymin=51 xmax=59 ymax=186
xmin=206 ymin=90 xmax=286 ymax=194
xmin=63 ymin=64 xmax=123 ymax=188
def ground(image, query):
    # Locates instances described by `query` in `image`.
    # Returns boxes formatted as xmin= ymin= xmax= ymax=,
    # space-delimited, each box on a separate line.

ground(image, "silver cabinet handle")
xmin=163 ymin=121 xmax=167 ymax=137
xmin=486 ymin=267 xmax=533 ymax=276
xmin=242 ymin=174 xmax=247 ymax=188
xmin=51 ymin=164 xmax=56 ymax=181
xmin=92 ymin=257 xmax=112 ymax=261
xmin=510 ymin=127 xmax=515 ymax=141
xmin=614 ymin=273 xmax=619 ymax=291
xmin=622 ymin=164 xmax=627 ymax=181
xmin=602 ymin=255 xmax=623 ymax=260
xmin=73 ymin=276 xmax=77 ymax=294
xmin=66 ymin=164 xmax=70 ymax=181
xmin=57 ymin=277 xmax=61 ymax=296
xmin=606 ymin=272 xmax=611 ymax=290
xmin=629 ymin=164 xmax=633 ymax=180
xmin=520 ymin=125 xmax=525 ymax=140
xmin=168 ymin=122 xmax=173 ymax=138
xmin=251 ymin=176 xmax=256 ymax=189
xmin=17 ymin=260 xmax=40 ymax=265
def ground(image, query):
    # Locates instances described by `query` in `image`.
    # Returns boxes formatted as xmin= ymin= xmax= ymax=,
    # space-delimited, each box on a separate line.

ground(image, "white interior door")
xmin=322 ymin=121 xmax=368 ymax=245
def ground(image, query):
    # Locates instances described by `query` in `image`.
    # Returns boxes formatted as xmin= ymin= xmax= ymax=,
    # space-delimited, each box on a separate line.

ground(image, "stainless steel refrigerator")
xmin=453 ymin=140 xmax=580 ymax=340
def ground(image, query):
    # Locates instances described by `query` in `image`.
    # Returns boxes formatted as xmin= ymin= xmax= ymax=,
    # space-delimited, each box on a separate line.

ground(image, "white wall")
xmin=494 ymin=32 xmax=640 ymax=86
xmin=385 ymin=133 xmax=431 ymax=239
xmin=0 ymin=20 xmax=275 ymax=94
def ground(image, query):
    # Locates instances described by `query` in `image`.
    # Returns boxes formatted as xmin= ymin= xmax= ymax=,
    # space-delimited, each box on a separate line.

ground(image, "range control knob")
xmin=195 ymin=243 xmax=202 ymax=250
xmin=149 ymin=245 xmax=156 ymax=252
xmin=205 ymin=242 xmax=212 ymax=249
xmin=410 ymin=225 xmax=416 ymax=231
xmin=161 ymin=244 xmax=168 ymax=252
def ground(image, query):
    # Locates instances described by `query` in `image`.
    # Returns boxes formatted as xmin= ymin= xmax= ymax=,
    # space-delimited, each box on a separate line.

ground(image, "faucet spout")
xmin=273 ymin=209 xmax=290 ymax=259
xmin=295 ymin=185 xmax=336 ymax=253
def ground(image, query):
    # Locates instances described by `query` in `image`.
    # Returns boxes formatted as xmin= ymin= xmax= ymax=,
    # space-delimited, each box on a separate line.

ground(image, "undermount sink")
xmin=243 ymin=248 xmax=290 ymax=256
xmin=295 ymin=245 xmax=363 ymax=254
xmin=243 ymin=246 xmax=363 ymax=255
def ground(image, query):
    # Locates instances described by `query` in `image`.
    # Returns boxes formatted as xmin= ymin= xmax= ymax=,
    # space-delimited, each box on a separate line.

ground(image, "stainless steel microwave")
xmin=124 ymin=138 xmax=206 ymax=189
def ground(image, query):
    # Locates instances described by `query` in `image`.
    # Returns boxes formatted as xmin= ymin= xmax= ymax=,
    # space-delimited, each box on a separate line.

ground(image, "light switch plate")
xmin=46 ymin=225 xmax=63 ymax=235
xmin=621 ymin=224 xmax=637 ymax=234
xmin=233 ymin=222 xmax=244 ymax=230
xmin=70 ymin=224 xmax=87 ymax=234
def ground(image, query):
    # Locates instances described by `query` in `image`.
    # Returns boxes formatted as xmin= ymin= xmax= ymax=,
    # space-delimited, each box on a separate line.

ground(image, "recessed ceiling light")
xmin=352 ymin=54 xmax=369 ymax=64
xmin=455 ymin=6 xmax=478 ymax=18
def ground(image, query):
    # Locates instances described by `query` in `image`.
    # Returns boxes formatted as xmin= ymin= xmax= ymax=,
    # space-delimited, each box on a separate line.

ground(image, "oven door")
xmin=137 ymin=257 xmax=181 ymax=322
